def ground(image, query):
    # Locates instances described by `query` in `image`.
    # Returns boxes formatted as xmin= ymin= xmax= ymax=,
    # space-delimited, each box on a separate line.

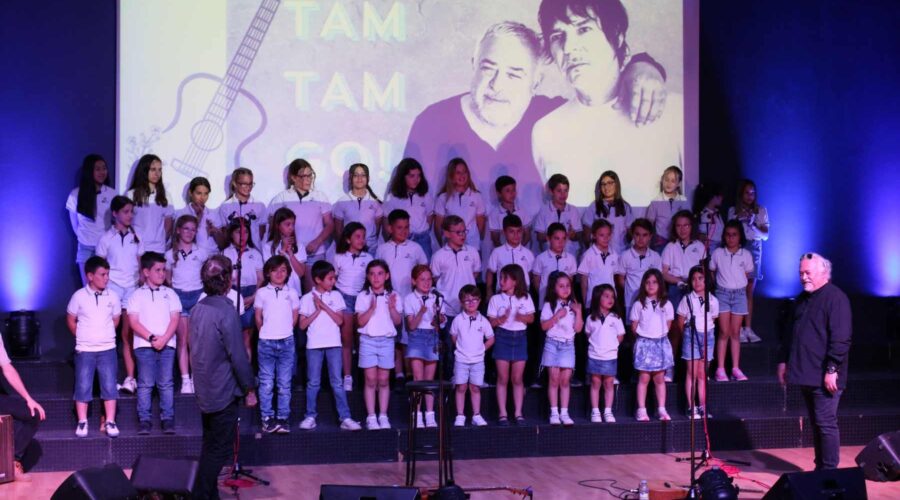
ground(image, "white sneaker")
xmin=699 ymin=406 xmax=712 ymax=419
xmin=75 ymin=421 xmax=88 ymax=438
xmin=471 ymin=414 xmax=488 ymax=427
xmin=343 ymin=375 xmax=353 ymax=392
xmin=105 ymin=421 xmax=119 ymax=438
xmin=424 ymin=411 xmax=437 ymax=428
xmin=366 ymin=415 xmax=380 ymax=430
xmin=377 ymin=415 xmax=391 ymax=429
xmin=559 ymin=413 xmax=575 ymax=426
xmin=689 ymin=406 xmax=702 ymax=420
xmin=658 ymin=408 xmax=671 ymax=421
xmin=415 ymin=411 xmax=425 ymax=429
xmin=591 ymin=409 xmax=602 ymax=423
xmin=635 ymin=408 xmax=650 ymax=422
xmin=454 ymin=415 xmax=466 ymax=427
xmin=613 ymin=377 xmax=620 ymax=385
xmin=739 ymin=327 xmax=750 ymax=343
xmin=180 ymin=376 xmax=194 ymax=394
xmin=299 ymin=417 xmax=317 ymax=430
xmin=745 ymin=327 xmax=762 ymax=343
xmin=549 ymin=413 xmax=561 ymax=425
xmin=664 ymin=375 xmax=673 ymax=383
xmin=120 ymin=376 xmax=137 ymax=394
xmin=603 ymin=409 xmax=617 ymax=423
xmin=340 ymin=418 xmax=362 ymax=431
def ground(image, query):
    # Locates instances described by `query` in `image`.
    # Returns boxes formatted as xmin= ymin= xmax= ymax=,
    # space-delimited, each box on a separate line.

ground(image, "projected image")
xmin=119 ymin=0 xmax=691 ymax=209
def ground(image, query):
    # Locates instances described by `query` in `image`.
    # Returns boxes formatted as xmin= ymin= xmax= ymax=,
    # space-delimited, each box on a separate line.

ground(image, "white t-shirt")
xmin=261 ymin=241 xmax=308 ymax=295
xmin=677 ymin=292 xmax=719 ymax=333
xmin=126 ymin=188 xmax=175 ymax=253
xmin=450 ymin=313 xmax=493 ymax=363
xmin=333 ymin=192 xmax=384 ymax=250
xmin=165 ymin=245 xmax=208 ymax=291
xmin=534 ymin=201 xmax=582 ymax=256
xmin=487 ymin=293 xmax=535 ymax=331
xmin=223 ymin=246 xmax=264 ymax=288
xmin=577 ymin=245 xmax=619 ymax=305
xmin=175 ymin=205 xmax=219 ymax=254
xmin=300 ymin=289 xmax=346 ymax=349
xmin=585 ymin=314 xmax=625 ymax=361
xmin=430 ymin=244 xmax=481 ymax=316
xmin=487 ymin=244 xmax=535 ymax=290
xmin=698 ymin=207 xmax=724 ymax=245
xmin=383 ymin=193 xmax=434 ymax=235
xmin=95 ymin=228 xmax=144 ymax=288
xmin=254 ymin=284 xmax=300 ymax=340
xmin=333 ymin=251 xmax=373 ymax=296
xmin=540 ymin=301 xmax=579 ymax=341
xmin=629 ymin=298 xmax=674 ymax=339
xmin=709 ymin=247 xmax=754 ymax=289
xmin=67 ymin=286 xmax=121 ymax=352
xmin=645 ymin=194 xmax=690 ymax=240
xmin=403 ymin=290 xmax=442 ymax=330
xmin=199 ymin=289 xmax=246 ymax=315
xmin=355 ymin=289 xmax=400 ymax=337
xmin=215 ymin=195 xmax=268 ymax=244
xmin=661 ymin=240 xmax=706 ymax=282
xmin=376 ymin=240 xmax=428 ymax=298
xmin=268 ymin=188 xmax=331 ymax=257
xmin=532 ymin=250 xmax=578 ymax=305
xmin=488 ymin=203 xmax=534 ymax=238
xmin=616 ymin=248 xmax=662 ymax=315
xmin=434 ymin=188 xmax=486 ymax=247
xmin=66 ymin=185 xmax=115 ymax=246
xmin=582 ymin=203 xmax=634 ymax=255
xmin=727 ymin=205 xmax=770 ymax=242
xmin=128 ymin=285 xmax=182 ymax=349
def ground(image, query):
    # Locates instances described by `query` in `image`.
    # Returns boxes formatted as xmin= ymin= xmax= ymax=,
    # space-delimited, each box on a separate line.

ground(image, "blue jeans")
xmin=258 ymin=337 xmax=296 ymax=420
xmin=802 ymin=386 xmax=843 ymax=470
xmin=134 ymin=347 xmax=175 ymax=422
xmin=74 ymin=348 xmax=118 ymax=402
xmin=306 ymin=346 xmax=351 ymax=421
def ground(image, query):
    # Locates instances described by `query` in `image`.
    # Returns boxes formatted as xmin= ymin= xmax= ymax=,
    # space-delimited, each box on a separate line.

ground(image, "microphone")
xmin=431 ymin=289 xmax=443 ymax=299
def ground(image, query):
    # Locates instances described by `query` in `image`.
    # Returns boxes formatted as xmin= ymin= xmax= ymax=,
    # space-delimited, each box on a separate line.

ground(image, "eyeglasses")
xmin=236 ymin=181 xmax=255 ymax=187
xmin=297 ymin=174 xmax=315 ymax=180
xmin=449 ymin=229 xmax=468 ymax=235
xmin=462 ymin=298 xmax=480 ymax=304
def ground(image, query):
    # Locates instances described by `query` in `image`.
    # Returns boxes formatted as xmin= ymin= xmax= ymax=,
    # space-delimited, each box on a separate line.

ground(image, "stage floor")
xmin=6 ymin=445 xmax=895 ymax=499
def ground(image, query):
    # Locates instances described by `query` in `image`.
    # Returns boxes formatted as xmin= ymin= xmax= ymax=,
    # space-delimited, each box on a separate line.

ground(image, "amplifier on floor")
xmin=51 ymin=463 xmax=137 ymax=500
xmin=320 ymin=484 xmax=421 ymax=500
xmin=761 ymin=467 xmax=867 ymax=500
xmin=855 ymin=430 xmax=900 ymax=482
xmin=130 ymin=455 xmax=199 ymax=496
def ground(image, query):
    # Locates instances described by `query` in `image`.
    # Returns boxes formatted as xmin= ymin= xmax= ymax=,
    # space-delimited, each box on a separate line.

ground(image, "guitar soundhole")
xmin=190 ymin=120 xmax=225 ymax=151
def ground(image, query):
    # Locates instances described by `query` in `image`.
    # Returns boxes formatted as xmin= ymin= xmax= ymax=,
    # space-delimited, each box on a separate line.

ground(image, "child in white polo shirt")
xmin=645 ymin=166 xmax=690 ymax=252
xmin=488 ymin=176 xmax=533 ymax=248
xmin=678 ymin=266 xmax=719 ymax=419
xmin=615 ymin=218 xmax=662 ymax=323
xmin=532 ymin=222 xmax=578 ymax=306
xmin=334 ymin=222 xmax=374 ymax=392
xmin=128 ymin=252 xmax=181 ymax=435
xmin=431 ymin=215 xmax=481 ymax=320
xmin=630 ymin=269 xmax=675 ymax=422
xmin=66 ymin=256 xmax=121 ymax=438
xmin=255 ymin=256 xmax=300 ymax=434
xmin=262 ymin=207 xmax=308 ymax=296
xmin=578 ymin=219 xmax=620 ymax=308
xmin=486 ymin=214 xmax=535 ymax=298
xmin=383 ymin=158 xmax=435 ymax=258
xmin=585 ymin=284 xmax=625 ymax=424
xmin=223 ymin=219 xmax=264 ymax=359
xmin=451 ymin=285 xmax=494 ymax=427
xmin=333 ymin=163 xmax=384 ymax=253
xmin=709 ymin=220 xmax=754 ymax=382
xmin=433 ymin=158 xmax=486 ymax=249
xmin=539 ymin=272 xmax=584 ymax=426
xmin=534 ymin=174 xmax=582 ymax=256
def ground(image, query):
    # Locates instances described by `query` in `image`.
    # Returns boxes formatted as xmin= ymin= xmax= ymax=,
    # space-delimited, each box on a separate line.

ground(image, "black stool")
xmin=405 ymin=379 xmax=455 ymax=486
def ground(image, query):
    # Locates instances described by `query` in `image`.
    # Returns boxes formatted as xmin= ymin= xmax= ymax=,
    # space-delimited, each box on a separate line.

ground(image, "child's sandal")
xmin=498 ymin=416 xmax=509 ymax=426
xmin=514 ymin=415 xmax=526 ymax=425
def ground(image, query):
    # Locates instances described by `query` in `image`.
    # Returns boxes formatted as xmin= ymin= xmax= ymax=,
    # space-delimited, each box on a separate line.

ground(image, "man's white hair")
xmin=472 ymin=21 xmax=542 ymax=65
xmin=800 ymin=252 xmax=832 ymax=280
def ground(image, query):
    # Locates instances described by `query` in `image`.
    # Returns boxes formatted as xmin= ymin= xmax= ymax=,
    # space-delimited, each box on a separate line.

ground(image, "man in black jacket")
xmin=190 ymin=255 xmax=257 ymax=499
xmin=778 ymin=252 xmax=852 ymax=470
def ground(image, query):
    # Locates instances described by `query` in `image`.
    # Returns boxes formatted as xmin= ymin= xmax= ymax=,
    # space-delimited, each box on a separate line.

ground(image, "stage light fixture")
xmin=697 ymin=467 xmax=739 ymax=500
xmin=4 ymin=310 xmax=40 ymax=359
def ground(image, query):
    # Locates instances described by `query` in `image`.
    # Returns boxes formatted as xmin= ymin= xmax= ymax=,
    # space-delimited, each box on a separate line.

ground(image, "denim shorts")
xmin=541 ymin=338 xmax=576 ymax=369
xmin=237 ymin=285 xmax=257 ymax=329
xmin=340 ymin=292 xmax=357 ymax=314
xmin=492 ymin=328 xmax=528 ymax=361
xmin=715 ymin=287 xmax=748 ymax=315
xmin=406 ymin=328 xmax=439 ymax=361
xmin=682 ymin=326 xmax=716 ymax=361
xmin=359 ymin=335 xmax=395 ymax=369
xmin=745 ymin=240 xmax=763 ymax=280
xmin=76 ymin=242 xmax=96 ymax=264
xmin=174 ymin=288 xmax=203 ymax=317
xmin=74 ymin=348 xmax=118 ymax=402
xmin=454 ymin=360 xmax=485 ymax=386
xmin=410 ymin=231 xmax=433 ymax=260
xmin=107 ymin=281 xmax=136 ymax=308
xmin=587 ymin=358 xmax=618 ymax=377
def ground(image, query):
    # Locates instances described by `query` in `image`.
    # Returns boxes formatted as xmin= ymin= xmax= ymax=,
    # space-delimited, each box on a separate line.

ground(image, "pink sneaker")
xmin=731 ymin=368 xmax=749 ymax=381
xmin=714 ymin=368 xmax=729 ymax=382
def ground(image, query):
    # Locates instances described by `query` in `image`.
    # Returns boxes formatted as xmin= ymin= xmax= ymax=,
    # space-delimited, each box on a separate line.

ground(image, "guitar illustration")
xmin=161 ymin=0 xmax=281 ymax=178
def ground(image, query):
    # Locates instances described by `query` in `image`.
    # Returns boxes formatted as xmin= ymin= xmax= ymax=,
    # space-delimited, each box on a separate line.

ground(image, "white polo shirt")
xmin=532 ymin=249 xmax=578 ymax=305
xmin=269 ymin=188 xmax=331 ymax=257
xmin=383 ymin=193 xmax=434 ymax=235
xmin=165 ymin=244 xmax=208 ymax=291
xmin=727 ymin=206 xmax=770 ymax=242
xmin=254 ymin=284 xmax=300 ymax=340
xmin=434 ymin=188 xmax=486 ymax=247
xmin=709 ymin=247 xmax=754 ymax=289
xmin=661 ymin=240 xmax=706 ymax=282
xmin=698 ymin=207 xmax=724 ymax=244
xmin=534 ymin=201 xmax=582 ymax=256
xmin=403 ymin=291 xmax=441 ymax=330
xmin=430 ymin=244 xmax=481 ymax=316
xmin=126 ymin=188 xmax=175 ymax=253
xmin=333 ymin=251 xmax=373 ymax=296
xmin=645 ymin=194 xmax=690 ymax=240
xmin=67 ymin=286 xmax=121 ymax=352
xmin=629 ymin=298 xmax=674 ymax=339
xmin=66 ymin=185 xmax=115 ymax=246
xmin=223 ymin=246 xmax=264 ymax=287
xmin=450 ymin=313 xmax=493 ymax=363
xmin=487 ymin=293 xmax=535 ymax=331
xmin=300 ymin=289 xmax=346 ymax=348
xmin=677 ymin=292 xmax=719 ymax=333
xmin=585 ymin=314 xmax=625 ymax=361
xmin=376 ymin=240 xmax=427 ymax=298
xmin=577 ymin=245 xmax=620 ymax=305
xmin=333 ymin=192 xmax=384 ymax=250
xmin=540 ymin=301 xmax=579 ymax=342
xmin=95 ymin=228 xmax=144 ymax=288
xmin=261 ymin=242 xmax=308 ymax=295
xmin=175 ymin=205 xmax=219 ymax=254
xmin=128 ymin=285 xmax=181 ymax=348
xmin=487 ymin=243 xmax=535 ymax=291
xmin=616 ymin=248 xmax=662 ymax=314
xmin=215 ymin=196 xmax=268 ymax=243
xmin=583 ymin=202 xmax=634 ymax=254
xmin=199 ymin=289 xmax=245 ymax=315
xmin=488 ymin=202 xmax=534 ymax=236
xmin=355 ymin=290 xmax=400 ymax=337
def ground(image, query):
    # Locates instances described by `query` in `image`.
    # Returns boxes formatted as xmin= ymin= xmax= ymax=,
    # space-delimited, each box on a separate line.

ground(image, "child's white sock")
xmin=560 ymin=408 xmax=570 ymax=416
xmin=604 ymin=407 xmax=613 ymax=413
xmin=591 ymin=407 xmax=600 ymax=413
xmin=550 ymin=406 xmax=559 ymax=416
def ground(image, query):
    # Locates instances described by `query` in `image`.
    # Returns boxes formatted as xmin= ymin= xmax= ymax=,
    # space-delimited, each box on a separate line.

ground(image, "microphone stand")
xmin=432 ymin=292 xmax=455 ymax=489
